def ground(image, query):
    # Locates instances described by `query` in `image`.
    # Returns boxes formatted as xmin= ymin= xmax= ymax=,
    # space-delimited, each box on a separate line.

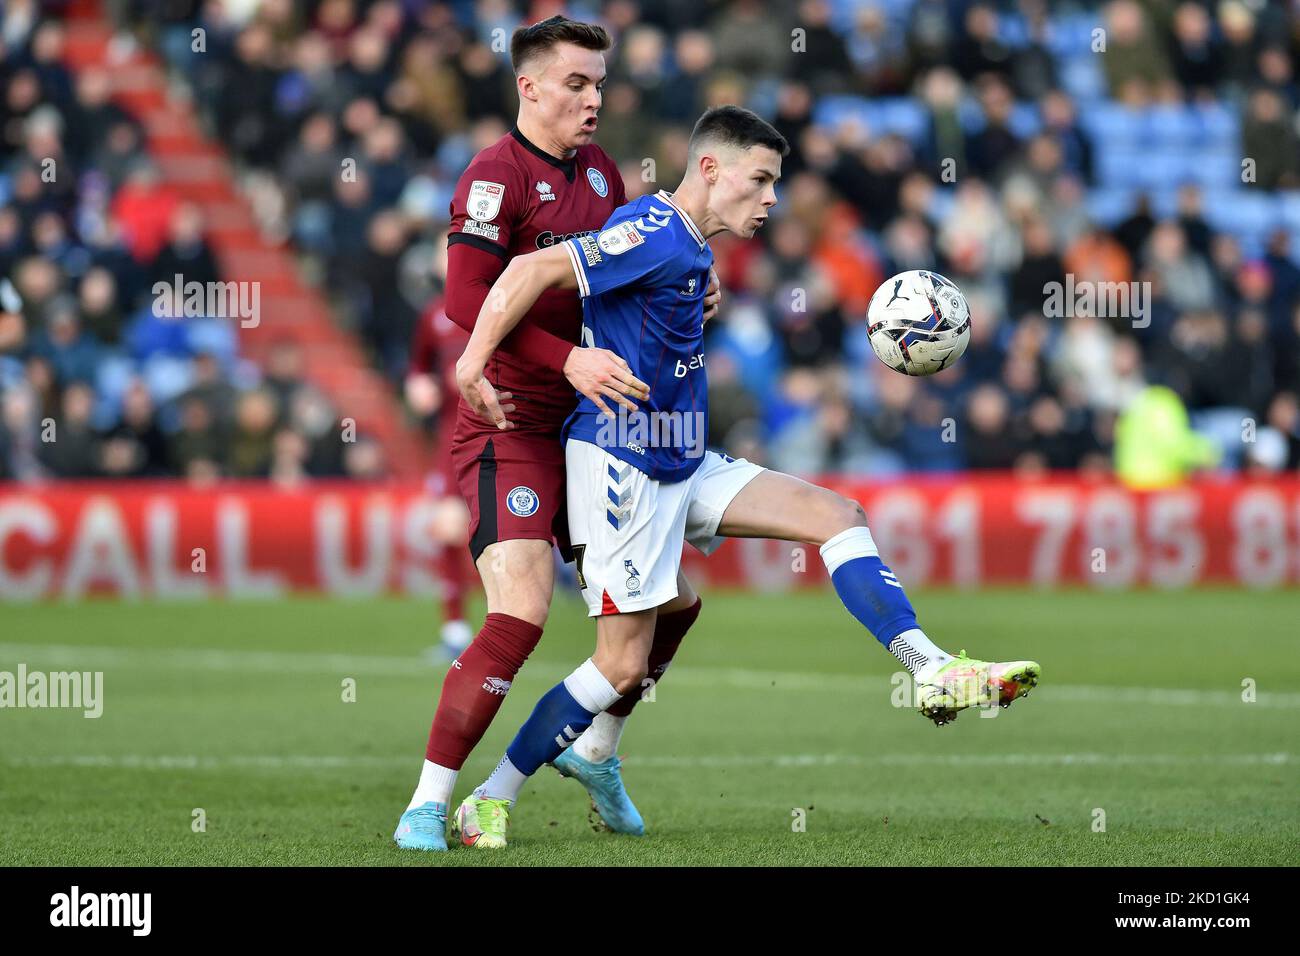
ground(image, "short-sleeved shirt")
xmin=446 ymin=127 xmax=626 ymax=434
xmin=561 ymin=190 xmax=714 ymax=483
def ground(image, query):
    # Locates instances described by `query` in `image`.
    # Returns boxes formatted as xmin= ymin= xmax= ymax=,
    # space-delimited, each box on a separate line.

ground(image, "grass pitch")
xmin=1 ymin=587 xmax=1296 ymax=866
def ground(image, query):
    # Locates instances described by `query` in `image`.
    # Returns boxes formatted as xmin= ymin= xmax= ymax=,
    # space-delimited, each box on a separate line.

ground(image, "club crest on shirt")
xmin=586 ymin=167 xmax=609 ymax=197
xmin=506 ymin=485 xmax=539 ymax=517
xmin=468 ymin=180 xmax=504 ymax=222
xmin=597 ymin=221 xmax=644 ymax=256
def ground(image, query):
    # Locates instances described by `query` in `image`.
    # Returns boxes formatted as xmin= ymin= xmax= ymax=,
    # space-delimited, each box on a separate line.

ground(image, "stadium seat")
xmin=1059 ymin=54 xmax=1107 ymax=102
xmin=1085 ymin=187 xmax=1138 ymax=227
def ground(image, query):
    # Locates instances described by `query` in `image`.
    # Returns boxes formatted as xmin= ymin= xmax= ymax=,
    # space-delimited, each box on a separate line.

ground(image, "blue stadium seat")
xmin=1060 ymin=54 xmax=1107 ymax=102
xmin=1146 ymin=106 xmax=1200 ymax=147
xmin=1046 ymin=14 xmax=1102 ymax=57
xmin=926 ymin=186 xmax=957 ymax=223
xmin=1148 ymin=188 xmax=1181 ymax=219
xmin=1185 ymin=150 xmax=1241 ymax=189
xmin=1079 ymin=102 xmax=1143 ymax=148
xmin=814 ymin=95 xmax=871 ymax=132
xmin=1277 ymin=192 xmax=1300 ymax=230
xmin=1202 ymin=189 xmax=1276 ymax=239
xmin=879 ymin=98 xmax=928 ymax=142
xmin=997 ymin=13 xmax=1032 ymax=48
xmin=1095 ymin=146 xmax=1149 ymax=187
xmin=1085 ymin=187 xmax=1137 ymax=226
xmin=1008 ymin=103 xmax=1043 ymax=139
xmin=1195 ymin=103 xmax=1240 ymax=148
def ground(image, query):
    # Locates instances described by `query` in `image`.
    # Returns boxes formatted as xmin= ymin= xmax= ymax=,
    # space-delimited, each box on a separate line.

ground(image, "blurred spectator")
xmin=39 ymin=381 xmax=98 ymax=478
xmin=1102 ymin=0 xmax=1177 ymax=105
xmin=228 ymin=389 xmax=278 ymax=478
xmin=1 ymin=0 xmax=1298 ymax=486
xmin=100 ymin=380 xmax=168 ymax=477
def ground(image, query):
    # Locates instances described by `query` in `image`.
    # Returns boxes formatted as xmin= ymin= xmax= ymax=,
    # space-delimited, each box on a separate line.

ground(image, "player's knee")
xmin=603 ymin=658 xmax=649 ymax=696
xmin=499 ymin=596 xmax=551 ymax=629
xmin=489 ymin=578 xmax=552 ymax=628
xmin=808 ymin=489 xmax=868 ymax=545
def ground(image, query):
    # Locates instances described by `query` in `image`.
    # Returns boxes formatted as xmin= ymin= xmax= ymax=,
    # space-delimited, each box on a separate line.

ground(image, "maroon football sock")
xmin=424 ymin=612 xmax=543 ymax=769
xmin=605 ymin=597 xmax=702 ymax=717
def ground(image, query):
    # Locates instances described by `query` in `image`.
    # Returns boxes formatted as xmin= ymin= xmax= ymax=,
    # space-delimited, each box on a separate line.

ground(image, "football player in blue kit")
xmin=451 ymin=105 xmax=1041 ymax=848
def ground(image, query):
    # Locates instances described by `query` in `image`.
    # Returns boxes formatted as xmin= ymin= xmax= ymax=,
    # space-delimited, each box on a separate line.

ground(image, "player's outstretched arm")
xmin=444 ymin=242 xmax=578 ymax=375
xmin=456 ymin=246 xmax=649 ymax=428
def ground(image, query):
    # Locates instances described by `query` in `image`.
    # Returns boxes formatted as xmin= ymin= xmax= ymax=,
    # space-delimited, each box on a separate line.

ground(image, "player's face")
xmin=712 ymin=146 xmax=781 ymax=238
xmin=528 ymin=43 xmax=606 ymax=150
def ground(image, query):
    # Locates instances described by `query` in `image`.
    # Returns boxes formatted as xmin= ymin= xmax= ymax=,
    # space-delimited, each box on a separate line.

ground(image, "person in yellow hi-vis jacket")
xmin=1115 ymin=385 xmax=1222 ymax=489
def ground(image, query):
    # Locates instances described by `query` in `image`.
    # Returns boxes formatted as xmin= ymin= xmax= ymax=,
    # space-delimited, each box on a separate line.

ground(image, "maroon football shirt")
xmin=446 ymin=126 xmax=627 ymax=433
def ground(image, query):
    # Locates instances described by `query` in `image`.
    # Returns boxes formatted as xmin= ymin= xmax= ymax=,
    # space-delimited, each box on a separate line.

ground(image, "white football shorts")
xmin=566 ymin=438 xmax=766 ymax=616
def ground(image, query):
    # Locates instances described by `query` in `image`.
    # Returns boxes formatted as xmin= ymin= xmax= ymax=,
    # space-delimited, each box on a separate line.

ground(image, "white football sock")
xmin=564 ymin=658 xmax=622 ymax=713
xmin=407 ymin=759 xmax=458 ymax=810
xmin=573 ymin=711 xmax=628 ymax=764
xmin=892 ymin=628 xmax=953 ymax=681
xmin=479 ymin=755 xmax=528 ymax=804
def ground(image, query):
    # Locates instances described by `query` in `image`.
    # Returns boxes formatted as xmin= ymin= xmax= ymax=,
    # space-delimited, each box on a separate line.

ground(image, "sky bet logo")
xmin=674 ymin=352 xmax=705 ymax=378
xmin=50 ymin=886 xmax=151 ymax=936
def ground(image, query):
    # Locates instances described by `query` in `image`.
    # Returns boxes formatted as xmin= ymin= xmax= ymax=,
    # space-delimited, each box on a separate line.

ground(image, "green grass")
xmin=1 ymin=588 xmax=1297 ymax=866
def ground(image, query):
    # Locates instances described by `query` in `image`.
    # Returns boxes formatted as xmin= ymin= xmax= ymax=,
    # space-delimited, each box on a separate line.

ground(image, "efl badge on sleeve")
xmin=468 ymin=181 xmax=505 ymax=222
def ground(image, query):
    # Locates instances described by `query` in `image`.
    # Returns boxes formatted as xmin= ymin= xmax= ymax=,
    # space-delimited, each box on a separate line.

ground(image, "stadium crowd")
xmin=2 ymin=0 xmax=1300 ymax=483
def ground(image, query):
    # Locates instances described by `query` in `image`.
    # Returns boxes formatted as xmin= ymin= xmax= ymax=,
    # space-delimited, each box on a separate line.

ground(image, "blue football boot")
xmin=393 ymin=801 xmax=449 ymax=851
xmin=552 ymin=749 xmax=645 ymax=836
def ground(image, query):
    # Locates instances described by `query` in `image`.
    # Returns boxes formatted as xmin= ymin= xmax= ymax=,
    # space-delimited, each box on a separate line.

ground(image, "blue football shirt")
xmin=561 ymin=190 xmax=714 ymax=482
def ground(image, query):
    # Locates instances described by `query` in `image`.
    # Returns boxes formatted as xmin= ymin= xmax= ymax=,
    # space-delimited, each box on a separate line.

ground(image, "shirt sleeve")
xmin=446 ymin=159 xmax=519 ymax=260
xmin=444 ymin=240 xmax=575 ymax=374
xmin=563 ymin=215 xmax=674 ymax=299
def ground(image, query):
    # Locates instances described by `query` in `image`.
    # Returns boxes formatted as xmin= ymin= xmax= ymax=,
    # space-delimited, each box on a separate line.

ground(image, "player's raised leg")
xmin=556 ymin=572 xmax=702 ymax=834
xmin=454 ymin=610 xmax=656 ymax=848
xmin=715 ymin=470 xmax=1039 ymax=725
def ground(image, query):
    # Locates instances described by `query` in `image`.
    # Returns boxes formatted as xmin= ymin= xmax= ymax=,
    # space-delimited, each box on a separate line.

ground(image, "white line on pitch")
xmin=2 ymin=753 xmax=1293 ymax=770
xmin=1 ymin=642 xmax=1295 ymax=708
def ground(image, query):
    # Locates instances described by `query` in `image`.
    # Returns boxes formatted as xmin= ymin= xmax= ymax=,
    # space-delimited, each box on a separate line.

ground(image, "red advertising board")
xmin=1 ymin=477 xmax=1299 ymax=599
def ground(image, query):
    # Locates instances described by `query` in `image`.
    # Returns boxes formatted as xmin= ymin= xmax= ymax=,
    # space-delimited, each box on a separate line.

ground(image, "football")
xmin=866 ymin=270 xmax=972 ymax=376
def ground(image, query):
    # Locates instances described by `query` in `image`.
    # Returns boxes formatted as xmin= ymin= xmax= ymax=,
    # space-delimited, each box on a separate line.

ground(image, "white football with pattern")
xmin=866 ymin=270 xmax=972 ymax=377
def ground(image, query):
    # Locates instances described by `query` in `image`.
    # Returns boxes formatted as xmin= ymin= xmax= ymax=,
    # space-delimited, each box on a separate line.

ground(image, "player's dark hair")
xmin=510 ymin=15 xmax=611 ymax=74
xmin=688 ymin=106 xmax=790 ymax=158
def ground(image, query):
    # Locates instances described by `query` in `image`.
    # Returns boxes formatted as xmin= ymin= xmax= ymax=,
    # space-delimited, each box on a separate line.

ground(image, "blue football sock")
xmin=480 ymin=659 xmax=621 ymax=802
xmin=820 ymin=525 xmax=951 ymax=675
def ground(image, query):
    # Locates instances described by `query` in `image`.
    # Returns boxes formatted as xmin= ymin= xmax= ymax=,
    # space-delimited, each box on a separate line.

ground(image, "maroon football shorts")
xmin=452 ymin=427 xmax=571 ymax=563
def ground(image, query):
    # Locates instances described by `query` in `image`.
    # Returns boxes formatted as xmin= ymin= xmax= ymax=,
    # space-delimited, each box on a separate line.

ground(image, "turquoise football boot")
xmin=553 ymin=749 xmax=645 ymax=836
xmin=393 ymin=801 xmax=449 ymax=851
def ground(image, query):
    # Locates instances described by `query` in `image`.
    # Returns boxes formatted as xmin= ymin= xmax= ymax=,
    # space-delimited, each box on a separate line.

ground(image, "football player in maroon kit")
xmin=404 ymin=233 xmax=473 ymax=659
xmin=394 ymin=16 xmax=719 ymax=851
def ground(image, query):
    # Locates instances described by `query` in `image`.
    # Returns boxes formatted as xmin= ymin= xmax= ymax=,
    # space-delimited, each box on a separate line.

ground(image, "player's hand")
xmin=703 ymin=267 xmax=722 ymax=323
xmin=456 ymin=359 xmax=518 ymax=429
xmin=563 ymin=347 xmax=650 ymax=420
